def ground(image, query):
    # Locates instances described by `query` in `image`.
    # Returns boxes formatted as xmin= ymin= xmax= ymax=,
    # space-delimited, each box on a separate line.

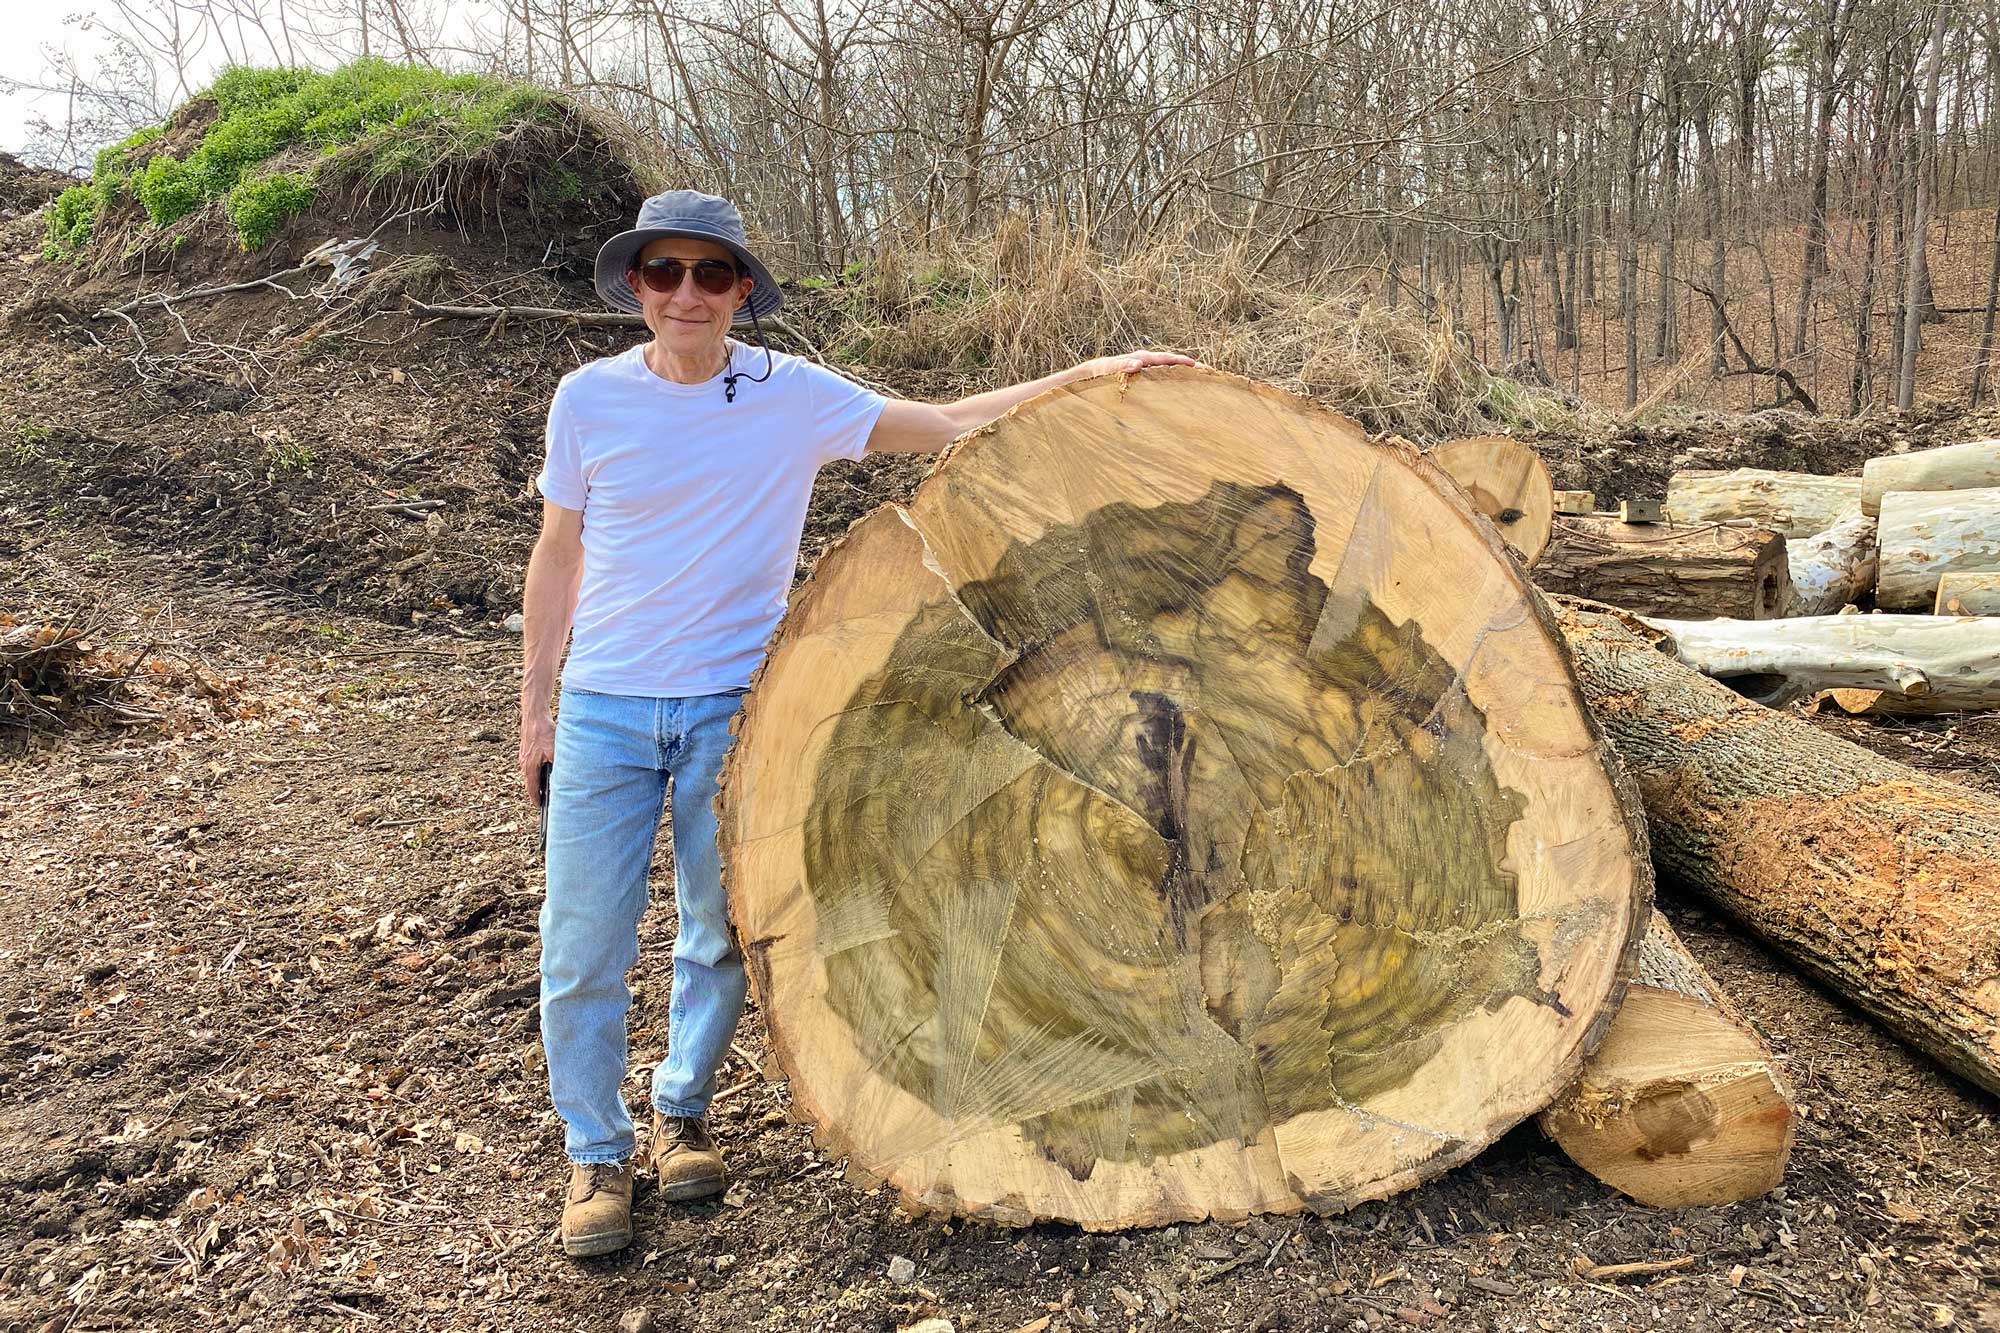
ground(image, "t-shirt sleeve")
xmin=802 ymin=360 xmax=887 ymax=465
xmin=535 ymin=382 xmax=587 ymax=509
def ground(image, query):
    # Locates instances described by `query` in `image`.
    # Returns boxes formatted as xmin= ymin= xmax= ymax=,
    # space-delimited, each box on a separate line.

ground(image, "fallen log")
xmin=720 ymin=368 xmax=1653 ymax=1229
xmin=1875 ymin=487 xmax=2000 ymax=610
xmin=1533 ymin=516 xmax=1790 ymax=620
xmin=1429 ymin=434 xmax=1555 ymax=566
xmin=1783 ymin=512 xmax=1878 ymax=616
xmin=1861 ymin=438 xmax=2000 ymax=516
xmin=1540 ymin=910 xmax=1793 ymax=1207
xmin=1638 ymin=611 xmax=2000 ymax=712
xmin=1554 ymin=599 xmax=2000 ymax=1097
xmin=1936 ymin=572 xmax=2000 ymax=615
xmin=1665 ymin=468 xmax=1864 ymax=539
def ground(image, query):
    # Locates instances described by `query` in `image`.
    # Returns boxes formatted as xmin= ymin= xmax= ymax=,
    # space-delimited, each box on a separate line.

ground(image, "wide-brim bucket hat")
xmin=593 ymin=189 xmax=782 ymax=324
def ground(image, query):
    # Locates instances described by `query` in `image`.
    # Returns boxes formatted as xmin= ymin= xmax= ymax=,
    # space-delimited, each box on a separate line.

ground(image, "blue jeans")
xmin=539 ymin=686 xmax=749 ymax=1164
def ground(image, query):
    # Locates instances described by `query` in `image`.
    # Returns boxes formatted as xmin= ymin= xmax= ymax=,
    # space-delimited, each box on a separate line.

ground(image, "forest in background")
xmin=8 ymin=0 xmax=2000 ymax=416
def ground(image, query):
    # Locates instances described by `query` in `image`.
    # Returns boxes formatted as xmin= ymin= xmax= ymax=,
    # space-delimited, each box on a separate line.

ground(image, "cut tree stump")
xmin=1430 ymin=435 xmax=1556 ymax=566
xmin=1533 ymin=516 xmax=1790 ymax=620
xmin=1936 ymin=572 xmax=2000 ymax=615
xmin=1664 ymin=468 xmax=1863 ymax=538
xmin=1540 ymin=910 xmax=1794 ymax=1208
xmin=1640 ymin=612 xmax=2000 ymax=712
xmin=1783 ymin=512 xmax=1878 ymax=616
xmin=1554 ymin=599 xmax=2000 ymax=1098
xmin=720 ymin=368 xmax=1653 ymax=1229
xmin=1861 ymin=438 xmax=2000 ymax=516
xmin=1875 ymin=488 xmax=2000 ymax=610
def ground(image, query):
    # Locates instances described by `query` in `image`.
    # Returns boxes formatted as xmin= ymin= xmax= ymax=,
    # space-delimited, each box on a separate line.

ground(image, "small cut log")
xmin=1665 ymin=468 xmax=1862 ymax=538
xmin=1554 ymin=599 xmax=2000 ymax=1098
xmin=1540 ymin=910 xmax=1793 ymax=1208
xmin=1861 ymin=438 xmax=2000 ymax=516
xmin=1534 ymin=516 xmax=1790 ymax=620
xmin=1429 ymin=434 xmax=1556 ymax=566
xmin=1875 ymin=487 xmax=2000 ymax=610
xmin=1936 ymin=572 xmax=2000 ymax=615
xmin=1639 ymin=611 xmax=2000 ymax=712
xmin=1784 ymin=511 xmax=1878 ymax=616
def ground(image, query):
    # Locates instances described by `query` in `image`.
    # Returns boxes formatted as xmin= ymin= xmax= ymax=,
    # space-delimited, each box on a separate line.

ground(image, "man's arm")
xmin=864 ymin=350 xmax=1197 ymax=455
xmin=518 ymin=500 xmax=585 ymax=804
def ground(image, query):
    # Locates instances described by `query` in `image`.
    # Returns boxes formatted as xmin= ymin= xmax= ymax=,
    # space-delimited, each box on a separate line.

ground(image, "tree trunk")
xmin=1540 ymin=910 xmax=1794 ymax=1208
xmin=1972 ymin=203 xmax=2000 ymax=407
xmin=1639 ymin=610 xmax=2000 ymax=711
xmin=1429 ymin=435 xmax=1556 ymax=566
xmin=1861 ymin=438 xmax=2000 ymax=514
xmin=720 ymin=370 xmax=1653 ymax=1229
xmin=1875 ymin=488 xmax=2000 ymax=609
xmin=1795 ymin=0 xmax=1845 ymax=359
xmin=1936 ymin=572 xmax=2000 ymax=615
xmin=1784 ymin=513 xmax=1879 ymax=615
xmin=1554 ymin=601 xmax=2000 ymax=1098
xmin=1897 ymin=4 xmax=1950 ymax=411
xmin=1664 ymin=468 xmax=1864 ymax=538
xmin=1534 ymin=517 xmax=1791 ymax=620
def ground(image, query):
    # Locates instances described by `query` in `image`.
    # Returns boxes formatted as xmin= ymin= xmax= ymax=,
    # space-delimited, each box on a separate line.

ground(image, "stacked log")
xmin=1875 ymin=488 xmax=2000 ymax=610
xmin=1784 ymin=512 xmax=1877 ymax=616
xmin=1641 ymin=612 xmax=2000 ymax=713
xmin=1541 ymin=911 xmax=1793 ymax=1208
xmin=1534 ymin=516 xmax=1790 ymax=620
xmin=1555 ymin=599 xmax=2000 ymax=1098
xmin=719 ymin=368 xmax=1653 ymax=1228
xmin=1665 ymin=468 xmax=1863 ymax=538
xmin=1861 ymin=439 xmax=2000 ymax=515
xmin=1936 ymin=572 xmax=2000 ymax=615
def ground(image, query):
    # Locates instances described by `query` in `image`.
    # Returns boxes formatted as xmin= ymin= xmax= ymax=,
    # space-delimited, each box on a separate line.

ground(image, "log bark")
xmin=1540 ymin=910 xmax=1794 ymax=1208
xmin=1875 ymin=487 xmax=2000 ymax=610
xmin=1554 ymin=600 xmax=2000 ymax=1098
xmin=1664 ymin=468 xmax=1863 ymax=539
xmin=1861 ymin=439 xmax=2000 ymax=516
xmin=1429 ymin=434 xmax=1556 ymax=566
xmin=719 ymin=368 xmax=1653 ymax=1229
xmin=1640 ymin=611 xmax=2000 ymax=713
xmin=1534 ymin=516 xmax=1790 ymax=620
xmin=1936 ymin=572 xmax=2000 ymax=615
xmin=1784 ymin=512 xmax=1878 ymax=616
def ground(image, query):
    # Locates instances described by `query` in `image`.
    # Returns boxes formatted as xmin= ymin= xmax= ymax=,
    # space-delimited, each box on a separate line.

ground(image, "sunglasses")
xmin=630 ymin=256 xmax=741 ymax=296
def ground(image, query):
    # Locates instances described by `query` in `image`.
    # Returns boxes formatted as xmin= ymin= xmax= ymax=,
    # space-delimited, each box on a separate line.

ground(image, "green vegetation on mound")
xmin=44 ymin=59 xmax=567 ymax=259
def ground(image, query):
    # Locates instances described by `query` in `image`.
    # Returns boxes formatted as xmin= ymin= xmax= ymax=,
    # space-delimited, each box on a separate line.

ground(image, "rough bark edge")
xmin=718 ymin=367 xmax=1654 ymax=1228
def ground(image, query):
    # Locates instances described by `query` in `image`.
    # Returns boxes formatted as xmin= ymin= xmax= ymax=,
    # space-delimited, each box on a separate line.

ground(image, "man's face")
xmin=630 ymin=237 xmax=753 ymax=359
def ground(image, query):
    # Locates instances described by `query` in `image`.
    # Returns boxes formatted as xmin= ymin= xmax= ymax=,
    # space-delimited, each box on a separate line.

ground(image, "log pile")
xmin=720 ymin=369 xmax=1652 ymax=1228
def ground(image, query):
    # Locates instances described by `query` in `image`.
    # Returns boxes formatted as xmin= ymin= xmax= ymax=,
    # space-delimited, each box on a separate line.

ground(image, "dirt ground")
xmin=2 ymin=155 xmax=1998 ymax=1333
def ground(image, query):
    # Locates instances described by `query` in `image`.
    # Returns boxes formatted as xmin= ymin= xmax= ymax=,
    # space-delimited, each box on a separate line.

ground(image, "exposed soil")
xmin=1 ymin=155 xmax=1997 ymax=1333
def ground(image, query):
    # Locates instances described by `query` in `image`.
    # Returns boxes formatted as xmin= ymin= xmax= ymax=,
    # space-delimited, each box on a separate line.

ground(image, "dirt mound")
xmin=0 ymin=152 xmax=71 ymax=219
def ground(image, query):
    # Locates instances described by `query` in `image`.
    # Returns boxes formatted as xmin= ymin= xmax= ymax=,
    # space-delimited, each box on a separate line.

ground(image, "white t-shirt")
xmin=535 ymin=341 xmax=887 ymax=696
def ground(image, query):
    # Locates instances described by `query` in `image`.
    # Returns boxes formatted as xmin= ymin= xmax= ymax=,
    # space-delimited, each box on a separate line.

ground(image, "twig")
xmin=94 ymin=264 xmax=317 ymax=318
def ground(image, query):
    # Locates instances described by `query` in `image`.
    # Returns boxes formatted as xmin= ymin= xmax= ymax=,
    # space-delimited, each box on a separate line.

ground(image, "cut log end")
xmin=1430 ymin=435 xmax=1556 ymax=567
xmin=1541 ymin=912 xmax=1794 ymax=1208
xmin=723 ymin=369 xmax=1652 ymax=1229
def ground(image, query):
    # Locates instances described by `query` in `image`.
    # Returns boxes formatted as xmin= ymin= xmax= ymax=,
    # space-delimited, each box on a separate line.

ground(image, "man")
xmin=519 ymin=189 xmax=1190 ymax=1257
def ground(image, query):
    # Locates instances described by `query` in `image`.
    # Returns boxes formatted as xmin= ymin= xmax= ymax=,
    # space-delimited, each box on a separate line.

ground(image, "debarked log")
xmin=1638 ymin=611 xmax=2000 ymax=712
xmin=1784 ymin=512 xmax=1878 ymax=616
xmin=719 ymin=368 xmax=1653 ymax=1229
xmin=1875 ymin=488 xmax=2000 ymax=611
xmin=1861 ymin=438 xmax=2000 ymax=516
xmin=1534 ymin=516 xmax=1791 ymax=620
xmin=1665 ymin=468 xmax=1864 ymax=539
xmin=1540 ymin=910 xmax=1793 ymax=1207
xmin=1554 ymin=599 xmax=2000 ymax=1098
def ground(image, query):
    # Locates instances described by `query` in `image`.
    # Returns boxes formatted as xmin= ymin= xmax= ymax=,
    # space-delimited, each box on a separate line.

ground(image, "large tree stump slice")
xmin=1429 ymin=435 xmax=1556 ymax=566
xmin=720 ymin=368 xmax=1651 ymax=1229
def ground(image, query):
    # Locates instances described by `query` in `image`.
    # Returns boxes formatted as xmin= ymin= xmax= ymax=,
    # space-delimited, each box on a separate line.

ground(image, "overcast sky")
xmin=2 ymin=5 xmax=111 ymax=160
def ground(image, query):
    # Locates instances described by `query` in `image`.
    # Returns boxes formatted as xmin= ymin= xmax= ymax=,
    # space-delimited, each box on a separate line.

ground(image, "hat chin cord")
xmin=723 ymin=302 xmax=775 ymax=403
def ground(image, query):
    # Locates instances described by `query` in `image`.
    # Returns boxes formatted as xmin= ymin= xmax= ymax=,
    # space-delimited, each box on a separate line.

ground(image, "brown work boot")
xmin=560 ymin=1161 xmax=635 ymax=1257
xmin=652 ymin=1111 xmax=727 ymax=1201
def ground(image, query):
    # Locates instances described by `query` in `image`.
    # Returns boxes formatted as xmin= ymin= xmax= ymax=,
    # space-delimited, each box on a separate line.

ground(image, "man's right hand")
xmin=520 ymin=710 xmax=556 ymax=805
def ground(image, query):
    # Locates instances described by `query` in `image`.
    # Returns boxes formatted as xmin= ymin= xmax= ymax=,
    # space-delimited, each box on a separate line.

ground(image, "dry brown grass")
xmin=823 ymin=217 xmax=1588 ymax=441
